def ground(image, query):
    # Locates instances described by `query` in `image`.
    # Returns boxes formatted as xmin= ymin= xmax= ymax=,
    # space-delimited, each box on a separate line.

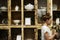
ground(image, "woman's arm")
xmin=44 ymin=32 xmax=57 ymax=40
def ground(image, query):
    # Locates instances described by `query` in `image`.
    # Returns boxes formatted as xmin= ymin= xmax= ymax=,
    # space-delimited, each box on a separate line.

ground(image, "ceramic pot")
xmin=25 ymin=3 xmax=34 ymax=11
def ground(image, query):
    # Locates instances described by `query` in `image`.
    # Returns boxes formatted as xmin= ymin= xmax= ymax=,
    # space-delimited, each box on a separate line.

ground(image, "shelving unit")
xmin=0 ymin=0 xmax=53 ymax=40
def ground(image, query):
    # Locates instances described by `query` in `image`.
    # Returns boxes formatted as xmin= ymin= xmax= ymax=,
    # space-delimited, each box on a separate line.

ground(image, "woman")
xmin=41 ymin=15 xmax=57 ymax=40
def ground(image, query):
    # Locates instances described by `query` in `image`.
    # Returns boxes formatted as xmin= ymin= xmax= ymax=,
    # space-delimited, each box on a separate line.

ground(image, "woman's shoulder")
xmin=42 ymin=25 xmax=47 ymax=28
xmin=41 ymin=25 xmax=48 ymax=29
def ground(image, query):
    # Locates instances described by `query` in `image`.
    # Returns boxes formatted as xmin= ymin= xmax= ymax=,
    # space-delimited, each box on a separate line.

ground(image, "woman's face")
xmin=47 ymin=18 xmax=52 ymax=25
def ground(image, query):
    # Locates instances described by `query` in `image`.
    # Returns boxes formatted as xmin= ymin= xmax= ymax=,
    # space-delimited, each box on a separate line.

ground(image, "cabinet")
xmin=52 ymin=0 xmax=60 ymax=25
xmin=0 ymin=0 xmax=52 ymax=40
xmin=0 ymin=0 xmax=38 ymax=40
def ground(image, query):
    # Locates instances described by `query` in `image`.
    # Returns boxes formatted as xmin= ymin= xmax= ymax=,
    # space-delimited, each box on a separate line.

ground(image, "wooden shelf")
xmin=23 ymin=25 xmax=37 ymax=28
xmin=11 ymin=10 xmax=21 ymax=12
xmin=10 ymin=25 xmax=22 ymax=28
xmin=53 ymin=10 xmax=60 ymax=11
xmin=0 ymin=26 xmax=9 ymax=29
xmin=0 ymin=10 xmax=8 ymax=12
xmin=0 ymin=24 xmax=8 ymax=26
xmin=24 ymin=10 xmax=35 ymax=11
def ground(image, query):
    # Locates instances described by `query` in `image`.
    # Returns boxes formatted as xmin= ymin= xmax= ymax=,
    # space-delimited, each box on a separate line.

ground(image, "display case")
xmin=37 ymin=0 xmax=47 ymax=24
xmin=0 ymin=0 xmax=52 ymax=40
xmin=0 ymin=0 xmax=8 ymax=25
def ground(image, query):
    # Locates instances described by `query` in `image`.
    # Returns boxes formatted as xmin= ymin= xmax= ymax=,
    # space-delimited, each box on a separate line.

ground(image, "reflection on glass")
xmin=53 ymin=11 xmax=60 ymax=25
xmin=38 ymin=0 xmax=47 ymax=24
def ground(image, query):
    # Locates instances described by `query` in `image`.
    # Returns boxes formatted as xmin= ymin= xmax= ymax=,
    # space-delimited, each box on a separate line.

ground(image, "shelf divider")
xmin=8 ymin=0 xmax=11 ymax=26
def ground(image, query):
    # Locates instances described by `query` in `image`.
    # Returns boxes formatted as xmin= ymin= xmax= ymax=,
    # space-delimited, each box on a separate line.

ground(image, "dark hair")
xmin=42 ymin=15 xmax=51 ymax=22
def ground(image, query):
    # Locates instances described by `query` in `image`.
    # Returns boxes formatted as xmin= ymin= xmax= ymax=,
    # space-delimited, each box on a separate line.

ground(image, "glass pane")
xmin=11 ymin=28 xmax=21 ymax=40
xmin=24 ymin=0 xmax=34 ymax=11
xmin=24 ymin=28 xmax=35 ymax=40
xmin=37 ymin=0 xmax=47 ymax=24
xmin=11 ymin=0 xmax=21 ymax=11
xmin=0 ymin=29 xmax=8 ymax=40
xmin=53 ymin=0 xmax=60 ymax=11
xmin=24 ymin=11 xmax=35 ymax=25
xmin=0 ymin=0 xmax=8 ymax=25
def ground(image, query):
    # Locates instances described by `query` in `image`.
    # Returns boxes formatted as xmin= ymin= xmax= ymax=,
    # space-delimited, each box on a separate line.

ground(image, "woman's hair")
xmin=42 ymin=15 xmax=51 ymax=22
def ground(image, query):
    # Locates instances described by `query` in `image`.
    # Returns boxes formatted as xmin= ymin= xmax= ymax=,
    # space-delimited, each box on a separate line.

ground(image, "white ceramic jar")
xmin=15 ymin=5 xmax=19 ymax=11
xmin=25 ymin=3 xmax=34 ymax=11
